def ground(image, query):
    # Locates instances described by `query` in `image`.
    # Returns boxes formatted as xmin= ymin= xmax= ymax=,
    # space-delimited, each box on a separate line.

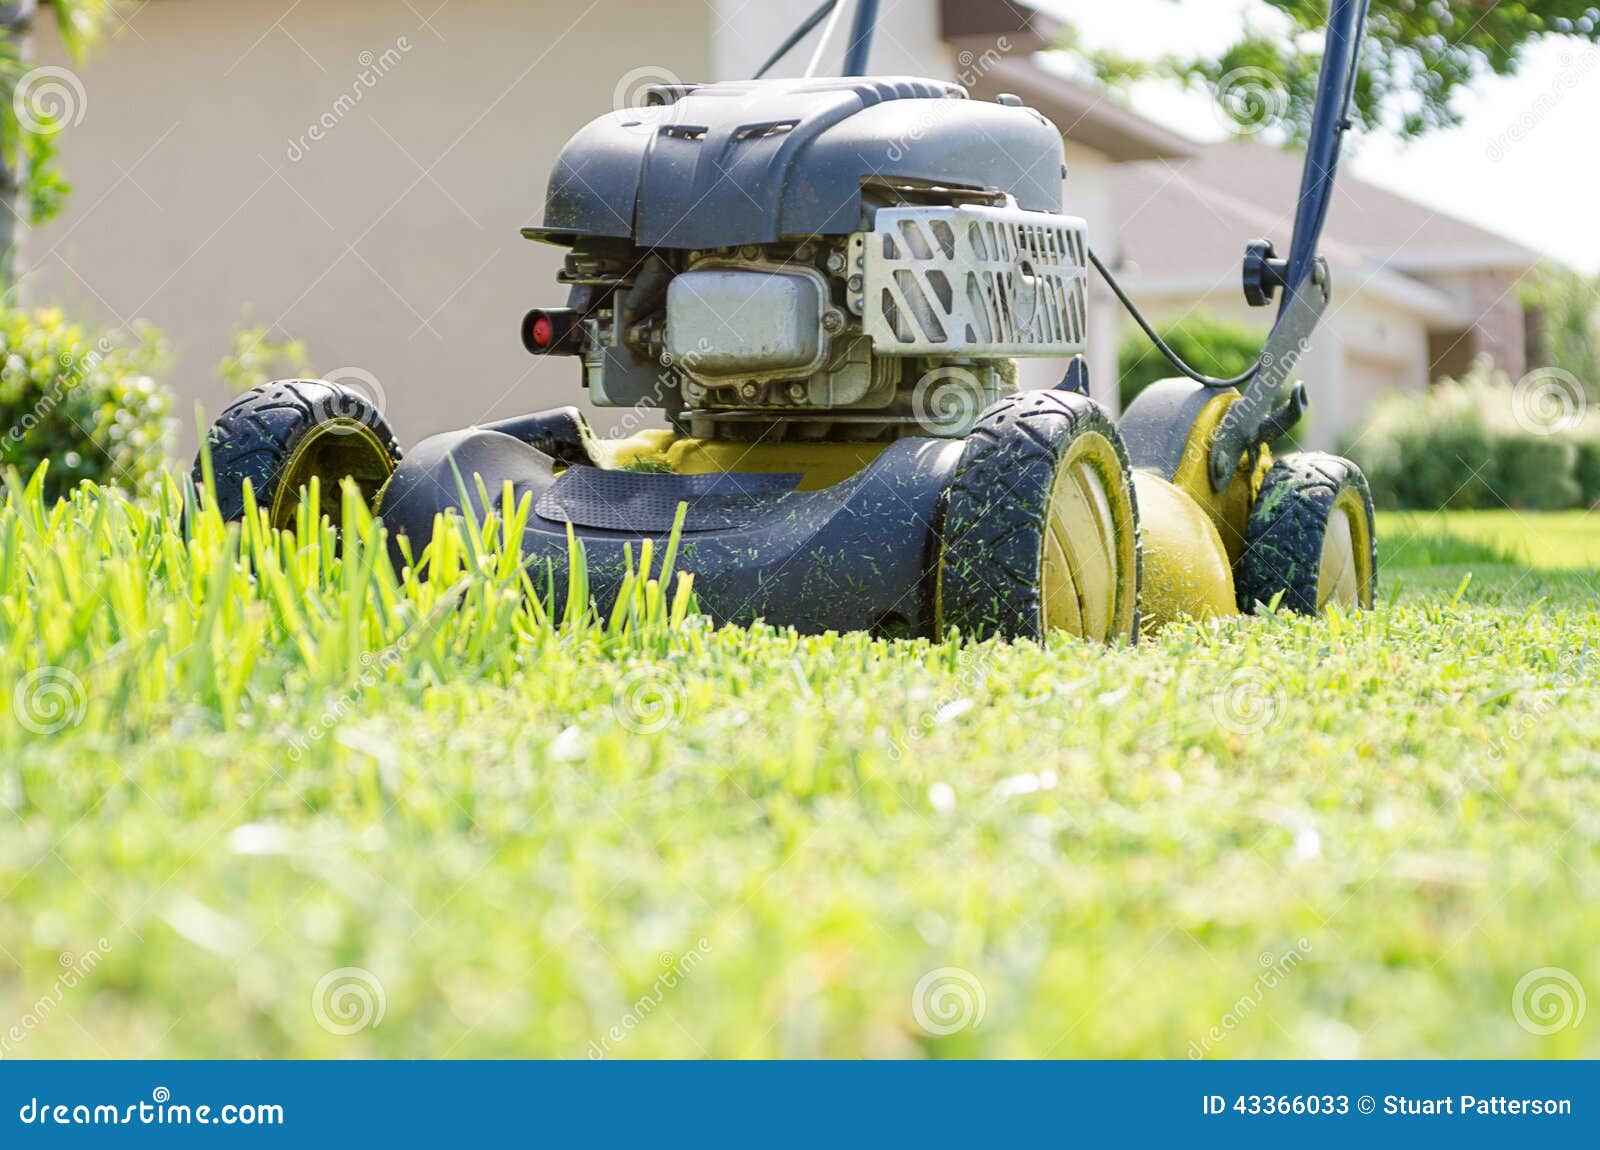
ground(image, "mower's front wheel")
xmin=937 ymin=390 xmax=1141 ymax=643
xmin=193 ymin=379 xmax=401 ymax=530
xmin=1237 ymin=452 xmax=1376 ymax=614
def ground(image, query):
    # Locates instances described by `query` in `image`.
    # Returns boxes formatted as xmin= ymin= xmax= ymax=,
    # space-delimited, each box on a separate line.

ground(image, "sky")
xmin=1039 ymin=0 xmax=1600 ymax=273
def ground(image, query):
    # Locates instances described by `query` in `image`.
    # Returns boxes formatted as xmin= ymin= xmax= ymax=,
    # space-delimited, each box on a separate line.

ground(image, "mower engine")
xmin=520 ymin=76 xmax=1091 ymax=441
xmin=199 ymin=2 xmax=1379 ymax=645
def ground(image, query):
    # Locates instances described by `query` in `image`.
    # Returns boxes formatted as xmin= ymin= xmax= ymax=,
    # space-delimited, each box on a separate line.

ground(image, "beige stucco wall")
xmin=29 ymin=0 xmax=714 ymax=454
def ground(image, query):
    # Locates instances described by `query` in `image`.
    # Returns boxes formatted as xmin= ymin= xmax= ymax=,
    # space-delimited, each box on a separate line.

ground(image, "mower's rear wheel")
xmin=1237 ymin=452 xmax=1376 ymax=614
xmin=937 ymin=390 xmax=1141 ymax=643
xmin=193 ymin=379 xmax=400 ymax=530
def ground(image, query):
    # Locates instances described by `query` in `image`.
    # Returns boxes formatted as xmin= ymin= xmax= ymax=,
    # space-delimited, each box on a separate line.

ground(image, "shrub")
xmin=1575 ymin=436 xmax=1600 ymax=509
xmin=1491 ymin=434 xmax=1580 ymax=511
xmin=1118 ymin=312 xmax=1265 ymax=410
xmin=1519 ymin=263 xmax=1600 ymax=402
xmin=0 ymin=308 xmax=172 ymax=499
xmin=1343 ymin=358 xmax=1596 ymax=510
xmin=217 ymin=320 xmax=310 ymax=394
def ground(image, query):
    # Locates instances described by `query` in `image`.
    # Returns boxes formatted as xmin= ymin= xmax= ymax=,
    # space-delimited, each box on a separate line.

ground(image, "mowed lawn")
xmin=1 ymin=472 xmax=1597 ymax=1059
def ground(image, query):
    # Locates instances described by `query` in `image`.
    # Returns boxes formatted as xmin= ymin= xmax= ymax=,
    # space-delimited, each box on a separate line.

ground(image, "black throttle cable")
xmin=1088 ymin=248 xmax=1261 ymax=389
xmin=754 ymin=0 xmax=840 ymax=79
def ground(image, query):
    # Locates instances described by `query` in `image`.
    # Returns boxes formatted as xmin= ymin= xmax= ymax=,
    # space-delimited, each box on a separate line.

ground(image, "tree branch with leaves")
xmin=1078 ymin=1 xmax=1600 ymax=143
xmin=0 ymin=0 xmax=121 ymax=295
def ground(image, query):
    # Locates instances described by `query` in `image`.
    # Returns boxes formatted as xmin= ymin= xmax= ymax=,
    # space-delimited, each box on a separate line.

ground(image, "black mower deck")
xmin=377 ymin=424 xmax=964 ymax=637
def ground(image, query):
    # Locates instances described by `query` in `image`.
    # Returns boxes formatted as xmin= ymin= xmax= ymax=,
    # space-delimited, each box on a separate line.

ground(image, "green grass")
xmin=2 ymin=469 xmax=1597 ymax=1059
xmin=1379 ymin=510 xmax=1600 ymax=571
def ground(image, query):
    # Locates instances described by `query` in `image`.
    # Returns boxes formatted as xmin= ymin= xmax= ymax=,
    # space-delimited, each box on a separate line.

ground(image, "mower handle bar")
xmin=1280 ymin=0 xmax=1370 ymax=311
xmin=1200 ymin=0 xmax=1371 ymax=489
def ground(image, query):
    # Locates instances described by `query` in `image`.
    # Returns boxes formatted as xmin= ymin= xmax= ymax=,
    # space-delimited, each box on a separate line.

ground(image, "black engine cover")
xmin=537 ymin=76 xmax=1065 ymax=249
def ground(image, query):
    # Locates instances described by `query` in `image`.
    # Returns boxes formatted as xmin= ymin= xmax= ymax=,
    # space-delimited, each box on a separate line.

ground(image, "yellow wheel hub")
xmin=268 ymin=419 xmax=397 ymax=530
xmin=1039 ymin=431 xmax=1139 ymax=642
xmin=1317 ymin=486 xmax=1374 ymax=609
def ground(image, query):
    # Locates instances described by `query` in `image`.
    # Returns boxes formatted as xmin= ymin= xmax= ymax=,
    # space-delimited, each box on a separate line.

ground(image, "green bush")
xmin=1343 ymin=359 xmax=1596 ymax=511
xmin=1576 ymin=437 xmax=1600 ymax=509
xmin=1493 ymin=435 xmax=1580 ymax=511
xmin=1519 ymin=263 xmax=1600 ymax=403
xmin=217 ymin=319 xmax=310 ymax=394
xmin=0 ymin=308 xmax=172 ymax=499
xmin=1117 ymin=312 xmax=1266 ymax=410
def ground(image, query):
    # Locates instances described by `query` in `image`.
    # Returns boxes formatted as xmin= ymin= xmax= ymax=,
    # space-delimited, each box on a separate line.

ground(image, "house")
xmin=27 ymin=0 xmax=1191 ymax=451
xmin=1109 ymin=139 xmax=1540 ymax=449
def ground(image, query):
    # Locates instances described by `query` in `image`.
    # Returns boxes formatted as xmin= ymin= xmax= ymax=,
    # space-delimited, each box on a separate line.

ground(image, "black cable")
xmin=1088 ymin=247 xmax=1261 ymax=389
xmin=754 ymin=0 xmax=839 ymax=79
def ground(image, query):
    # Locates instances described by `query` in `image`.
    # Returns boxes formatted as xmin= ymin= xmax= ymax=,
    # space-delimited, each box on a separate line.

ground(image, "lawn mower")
xmin=196 ymin=0 xmax=1376 ymax=642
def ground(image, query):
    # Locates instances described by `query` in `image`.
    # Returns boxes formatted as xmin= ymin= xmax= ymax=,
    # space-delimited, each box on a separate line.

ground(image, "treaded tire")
xmin=193 ymin=379 xmax=401 ymax=527
xmin=1237 ymin=452 xmax=1377 ymax=615
xmin=937 ymin=390 xmax=1142 ymax=643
